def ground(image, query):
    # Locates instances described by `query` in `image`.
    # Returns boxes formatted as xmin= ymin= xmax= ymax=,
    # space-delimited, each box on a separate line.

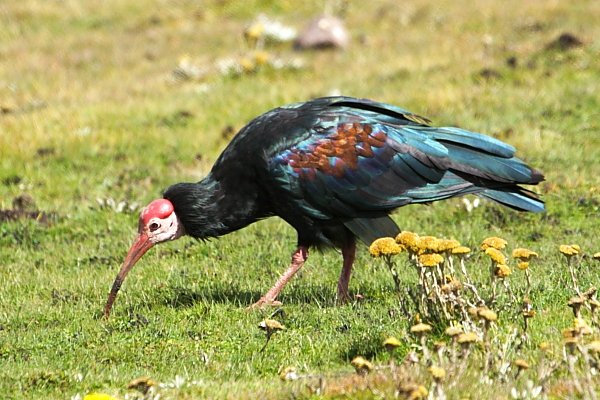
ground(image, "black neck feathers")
xmin=163 ymin=174 xmax=263 ymax=239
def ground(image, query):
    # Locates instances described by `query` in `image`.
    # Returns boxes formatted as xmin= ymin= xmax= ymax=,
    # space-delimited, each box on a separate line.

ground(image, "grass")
xmin=1 ymin=0 xmax=600 ymax=398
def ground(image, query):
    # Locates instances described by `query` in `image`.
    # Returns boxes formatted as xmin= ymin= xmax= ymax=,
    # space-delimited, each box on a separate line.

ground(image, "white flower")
xmin=256 ymin=14 xmax=297 ymax=42
xmin=461 ymin=197 xmax=480 ymax=212
xmin=160 ymin=375 xmax=186 ymax=389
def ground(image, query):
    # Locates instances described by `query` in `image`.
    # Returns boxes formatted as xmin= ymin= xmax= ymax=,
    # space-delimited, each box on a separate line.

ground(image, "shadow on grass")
xmin=155 ymin=282 xmax=381 ymax=309
xmin=161 ymin=285 xmax=262 ymax=308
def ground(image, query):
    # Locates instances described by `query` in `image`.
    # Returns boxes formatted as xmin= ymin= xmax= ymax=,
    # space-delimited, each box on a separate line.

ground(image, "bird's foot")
xmin=246 ymin=298 xmax=283 ymax=310
xmin=335 ymin=291 xmax=352 ymax=305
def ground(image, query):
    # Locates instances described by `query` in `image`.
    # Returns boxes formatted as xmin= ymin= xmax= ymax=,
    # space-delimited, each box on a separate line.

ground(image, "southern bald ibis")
xmin=104 ymin=96 xmax=544 ymax=316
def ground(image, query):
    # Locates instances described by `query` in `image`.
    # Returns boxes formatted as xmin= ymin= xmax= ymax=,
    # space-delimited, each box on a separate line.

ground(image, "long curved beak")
xmin=104 ymin=232 xmax=154 ymax=318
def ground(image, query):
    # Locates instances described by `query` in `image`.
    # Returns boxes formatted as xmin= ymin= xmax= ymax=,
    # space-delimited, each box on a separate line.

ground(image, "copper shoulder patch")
xmin=285 ymin=123 xmax=387 ymax=179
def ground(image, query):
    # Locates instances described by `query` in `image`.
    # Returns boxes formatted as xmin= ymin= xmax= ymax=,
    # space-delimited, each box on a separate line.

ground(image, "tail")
xmin=429 ymin=127 xmax=545 ymax=184
xmin=480 ymin=187 xmax=545 ymax=212
xmin=428 ymin=127 xmax=545 ymax=212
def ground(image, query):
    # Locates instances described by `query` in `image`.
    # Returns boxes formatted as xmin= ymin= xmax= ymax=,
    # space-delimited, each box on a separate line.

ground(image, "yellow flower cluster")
xmin=428 ymin=365 xmax=446 ymax=380
xmin=395 ymin=231 xmax=421 ymax=253
xmin=494 ymin=264 xmax=511 ymax=278
xmin=351 ymin=356 xmax=374 ymax=374
xmin=517 ymin=261 xmax=530 ymax=270
xmin=481 ymin=236 xmax=507 ymax=250
xmin=399 ymin=384 xmax=428 ymax=399
xmin=259 ymin=319 xmax=285 ymax=332
xmin=369 ymin=237 xmax=403 ymax=257
xmin=451 ymin=246 xmax=471 ymax=256
xmin=418 ymin=253 xmax=445 ymax=267
xmin=559 ymin=244 xmax=580 ymax=256
xmin=410 ymin=322 xmax=433 ymax=334
xmin=383 ymin=336 xmax=401 ymax=351
xmin=457 ymin=332 xmax=478 ymax=344
xmin=514 ymin=359 xmax=530 ymax=370
xmin=84 ymin=394 xmax=119 ymax=400
xmin=477 ymin=307 xmax=498 ymax=322
xmin=395 ymin=231 xmax=462 ymax=257
xmin=437 ymin=239 xmax=461 ymax=253
xmin=512 ymin=248 xmax=539 ymax=261
xmin=418 ymin=236 xmax=441 ymax=253
xmin=445 ymin=326 xmax=463 ymax=337
xmin=485 ymin=247 xmax=507 ymax=265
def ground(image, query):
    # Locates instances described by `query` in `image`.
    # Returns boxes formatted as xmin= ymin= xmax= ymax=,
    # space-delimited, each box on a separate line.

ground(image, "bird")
xmin=103 ymin=96 xmax=544 ymax=317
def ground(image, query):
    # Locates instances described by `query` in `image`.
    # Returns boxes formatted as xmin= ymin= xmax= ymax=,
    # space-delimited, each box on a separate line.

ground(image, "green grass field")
xmin=2 ymin=0 xmax=600 ymax=398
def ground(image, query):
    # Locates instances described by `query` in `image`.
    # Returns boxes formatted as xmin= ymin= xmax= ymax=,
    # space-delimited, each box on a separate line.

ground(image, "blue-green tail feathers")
xmin=480 ymin=188 xmax=545 ymax=213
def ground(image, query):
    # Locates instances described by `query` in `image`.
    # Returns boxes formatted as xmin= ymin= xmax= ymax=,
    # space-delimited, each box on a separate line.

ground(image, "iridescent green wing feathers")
xmin=267 ymin=97 xmax=543 ymax=243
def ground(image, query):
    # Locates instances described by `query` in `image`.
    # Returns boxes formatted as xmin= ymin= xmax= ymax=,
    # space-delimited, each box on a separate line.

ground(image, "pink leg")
xmin=249 ymin=246 xmax=309 ymax=309
xmin=337 ymin=241 xmax=356 ymax=304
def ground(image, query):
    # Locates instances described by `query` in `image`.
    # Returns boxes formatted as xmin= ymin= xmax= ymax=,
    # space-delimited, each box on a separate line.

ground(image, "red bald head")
xmin=104 ymin=197 xmax=183 ymax=318
xmin=141 ymin=198 xmax=174 ymax=225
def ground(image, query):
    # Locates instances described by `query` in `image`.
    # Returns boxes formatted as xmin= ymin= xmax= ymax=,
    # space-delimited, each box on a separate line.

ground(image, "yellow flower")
xmin=253 ymin=50 xmax=270 ymax=66
xmin=457 ymin=332 xmax=478 ymax=344
xmin=517 ymin=261 xmax=529 ymax=270
xmin=485 ymin=247 xmax=507 ymax=265
xmin=481 ymin=236 xmax=507 ymax=250
xmin=383 ymin=336 xmax=402 ymax=351
xmin=417 ymin=235 xmax=441 ymax=253
xmin=239 ymin=57 xmax=256 ymax=73
xmin=592 ymin=252 xmax=600 ymax=260
xmin=437 ymin=239 xmax=461 ymax=253
xmin=351 ymin=356 xmax=373 ymax=374
xmin=259 ymin=319 xmax=285 ymax=332
xmin=84 ymin=394 xmax=119 ymax=400
xmin=418 ymin=253 xmax=444 ymax=267
xmin=559 ymin=244 xmax=580 ymax=256
xmin=451 ymin=246 xmax=471 ymax=256
xmin=428 ymin=366 xmax=446 ymax=381
xmin=444 ymin=326 xmax=463 ymax=337
xmin=410 ymin=322 xmax=432 ymax=335
xmin=369 ymin=237 xmax=403 ymax=257
xmin=477 ymin=308 xmax=498 ymax=322
xmin=402 ymin=384 xmax=428 ymax=400
xmin=512 ymin=248 xmax=539 ymax=261
xmin=514 ymin=359 xmax=530 ymax=370
xmin=395 ymin=231 xmax=421 ymax=253
xmin=494 ymin=264 xmax=511 ymax=278
xmin=244 ymin=22 xmax=264 ymax=41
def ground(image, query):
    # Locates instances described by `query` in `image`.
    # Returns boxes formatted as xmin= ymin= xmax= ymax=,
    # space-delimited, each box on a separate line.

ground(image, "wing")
xmin=267 ymin=98 xmax=543 ymax=242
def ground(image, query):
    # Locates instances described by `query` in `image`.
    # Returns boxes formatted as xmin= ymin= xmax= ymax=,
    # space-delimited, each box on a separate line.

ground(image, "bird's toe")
xmin=246 ymin=298 xmax=283 ymax=310
xmin=335 ymin=292 xmax=352 ymax=305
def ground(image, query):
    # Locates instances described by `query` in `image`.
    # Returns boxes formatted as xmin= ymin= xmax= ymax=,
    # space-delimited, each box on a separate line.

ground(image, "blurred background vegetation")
xmin=1 ymin=1 xmax=599 ymax=398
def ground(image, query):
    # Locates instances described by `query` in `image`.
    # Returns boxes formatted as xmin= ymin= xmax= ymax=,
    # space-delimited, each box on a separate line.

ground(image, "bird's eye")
xmin=149 ymin=222 xmax=160 ymax=232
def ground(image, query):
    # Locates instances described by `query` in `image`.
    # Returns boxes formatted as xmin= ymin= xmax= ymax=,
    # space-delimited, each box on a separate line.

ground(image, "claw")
xmin=247 ymin=298 xmax=283 ymax=310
